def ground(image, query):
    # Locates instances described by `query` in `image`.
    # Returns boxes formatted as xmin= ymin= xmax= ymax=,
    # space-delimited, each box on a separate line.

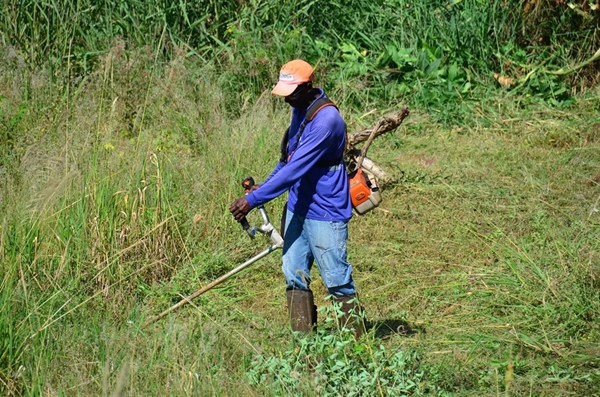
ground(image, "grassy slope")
xmin=355 ymin=103 xmax=600 ymax=395
xmin=1 ymin=49 xmax=599 ymax=396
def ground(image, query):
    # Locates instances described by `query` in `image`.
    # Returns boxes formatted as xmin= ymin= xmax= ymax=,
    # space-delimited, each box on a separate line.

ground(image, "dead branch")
xmin=346 ymin=105 xmax=410 ymax=150
xmin=344 ymin=106 xmax=410 ymax=183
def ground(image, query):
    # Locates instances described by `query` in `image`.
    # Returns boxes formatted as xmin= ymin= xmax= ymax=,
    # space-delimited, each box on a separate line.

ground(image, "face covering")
xmin=285 ymin=83 xmax=316 ymax=109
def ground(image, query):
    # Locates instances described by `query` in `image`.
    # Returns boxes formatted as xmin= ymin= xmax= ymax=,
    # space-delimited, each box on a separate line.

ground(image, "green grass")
xmin=1 ymin=43 xmax=600 ymax=396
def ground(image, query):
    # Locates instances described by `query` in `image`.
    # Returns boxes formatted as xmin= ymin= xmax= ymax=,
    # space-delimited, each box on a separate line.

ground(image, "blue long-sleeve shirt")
xmin=245 ymin=90 xmax=352 ymax=222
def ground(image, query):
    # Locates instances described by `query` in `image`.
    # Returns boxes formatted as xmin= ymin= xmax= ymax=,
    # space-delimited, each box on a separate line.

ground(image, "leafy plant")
xmin=246 ymin=304 xmax=435 ymax=397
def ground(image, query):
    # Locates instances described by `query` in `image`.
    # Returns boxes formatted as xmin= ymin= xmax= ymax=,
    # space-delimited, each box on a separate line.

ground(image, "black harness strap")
xmin=279 ymin=98 xmax=344 ymax=166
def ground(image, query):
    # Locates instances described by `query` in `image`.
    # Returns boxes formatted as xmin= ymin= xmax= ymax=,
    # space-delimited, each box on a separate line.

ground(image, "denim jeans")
xmin=282 ymin=209 xmax=356 ymax=297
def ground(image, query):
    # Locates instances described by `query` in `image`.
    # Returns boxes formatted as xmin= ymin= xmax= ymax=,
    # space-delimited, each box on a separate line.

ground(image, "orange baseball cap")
xmin=271 ymin=59 xmax=314 ymax=96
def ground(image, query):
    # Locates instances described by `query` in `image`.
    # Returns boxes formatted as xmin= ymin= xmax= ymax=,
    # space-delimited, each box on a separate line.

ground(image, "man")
xmin=229 ymin=59 xmax=364 ymax=336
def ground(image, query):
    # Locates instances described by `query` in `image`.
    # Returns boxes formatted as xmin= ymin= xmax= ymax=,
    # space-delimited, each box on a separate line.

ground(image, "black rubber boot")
xmin=332 ymin=294 xmax=366 ymax=339
xmin=286 ymin=288 xmax=317 ymax=332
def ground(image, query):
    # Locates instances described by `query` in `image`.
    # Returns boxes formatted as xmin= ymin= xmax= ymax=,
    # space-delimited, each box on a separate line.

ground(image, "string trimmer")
xmin=143 ymin=177 xmax=283 ymax=328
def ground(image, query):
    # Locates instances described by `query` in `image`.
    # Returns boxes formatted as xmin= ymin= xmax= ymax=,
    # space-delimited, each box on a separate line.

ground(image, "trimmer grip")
xmin=240 ymin=216 xmax=255 ymax=239
xmin=241 ymin=217 xmax=250 ymax=230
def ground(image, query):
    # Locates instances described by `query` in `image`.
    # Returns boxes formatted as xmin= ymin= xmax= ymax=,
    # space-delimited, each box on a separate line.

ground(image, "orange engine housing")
xmin=349 ymin=169 xmax=371 ymax=207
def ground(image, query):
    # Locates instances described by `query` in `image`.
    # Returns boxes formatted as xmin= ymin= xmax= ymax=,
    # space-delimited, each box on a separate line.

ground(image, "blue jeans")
xmin=282 ymin=209 xmax=356 ymax=297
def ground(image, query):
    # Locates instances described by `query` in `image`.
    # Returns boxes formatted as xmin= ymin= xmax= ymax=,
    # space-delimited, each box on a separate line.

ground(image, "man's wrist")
xmin=246 ymin=192 xmax=257 ymax=209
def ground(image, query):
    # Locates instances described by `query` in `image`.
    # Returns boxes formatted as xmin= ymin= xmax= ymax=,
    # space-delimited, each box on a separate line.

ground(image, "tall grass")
xmin=0 ymin=0 xmax=597 ymax=118
xmin=0 ymin=44 xmax=288 ymax=395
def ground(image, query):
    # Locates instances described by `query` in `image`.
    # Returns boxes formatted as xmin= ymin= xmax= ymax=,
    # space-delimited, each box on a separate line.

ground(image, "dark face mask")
xmin=285 ymin=83 xmax=315 ymax=109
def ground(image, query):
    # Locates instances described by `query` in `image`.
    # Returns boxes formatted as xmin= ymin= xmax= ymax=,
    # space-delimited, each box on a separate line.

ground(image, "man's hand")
xmin=229 ymin=197 xmax=251 ymax=222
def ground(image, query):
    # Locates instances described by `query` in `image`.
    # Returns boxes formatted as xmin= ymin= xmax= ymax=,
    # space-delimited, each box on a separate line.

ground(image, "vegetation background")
xmin=1 ymin=0 xmax=599 ymax=395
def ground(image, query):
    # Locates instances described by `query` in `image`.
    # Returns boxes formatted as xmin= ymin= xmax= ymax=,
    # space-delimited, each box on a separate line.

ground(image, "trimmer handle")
xmin=240 ymin=176 xmax=256 ymax=238
xmin=242 ymin=176 xmax=256 ymax=193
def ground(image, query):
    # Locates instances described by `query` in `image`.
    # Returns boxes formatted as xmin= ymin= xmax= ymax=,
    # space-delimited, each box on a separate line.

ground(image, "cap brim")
xmin=271 ymin=81 xmax=298 ymax=96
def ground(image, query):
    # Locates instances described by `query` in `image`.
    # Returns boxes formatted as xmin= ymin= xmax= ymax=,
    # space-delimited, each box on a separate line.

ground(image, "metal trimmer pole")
xmin=144 ymin=175 xmax=283 ymax=329
xmin=144 ymin=244 xmax=280 ymax=328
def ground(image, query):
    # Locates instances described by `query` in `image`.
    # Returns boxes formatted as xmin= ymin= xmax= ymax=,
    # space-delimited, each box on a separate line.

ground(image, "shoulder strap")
xmin=305 ymin=98 xmax=335 ymax=122
xmin=280 ymin=98 xmax=338 ymax=164
xmin=279 ymin=127 xmax=290 ymax=164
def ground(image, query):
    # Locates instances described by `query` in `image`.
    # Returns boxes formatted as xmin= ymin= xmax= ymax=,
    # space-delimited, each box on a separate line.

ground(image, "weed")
xmin=246 ymin=304 xmax=440 ymax=396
